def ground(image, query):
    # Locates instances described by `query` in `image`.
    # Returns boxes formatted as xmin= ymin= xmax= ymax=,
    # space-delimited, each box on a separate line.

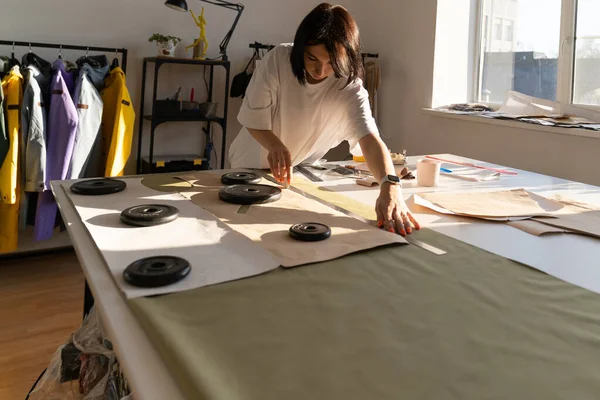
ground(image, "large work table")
xmin=52 ymin=154 xmax=600 ymax=400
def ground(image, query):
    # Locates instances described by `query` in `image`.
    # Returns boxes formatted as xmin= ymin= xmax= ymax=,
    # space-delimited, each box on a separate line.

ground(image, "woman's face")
xmin=304 ymin=44 xmax=334 ymax=83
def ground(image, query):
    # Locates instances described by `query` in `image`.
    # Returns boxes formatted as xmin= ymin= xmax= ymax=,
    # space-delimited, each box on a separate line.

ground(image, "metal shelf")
xmin=136 ymin=57 xmax=231 ymax=173
xmin=143 ymin=114 xmax=225 ymax=126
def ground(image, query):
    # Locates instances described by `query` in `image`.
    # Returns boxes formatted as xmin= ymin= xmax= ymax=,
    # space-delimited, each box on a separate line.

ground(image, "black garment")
xmin=76 ymin=54 xmax=108 ymax=70
xmin=21 ymin=53 xmax=53 ymax=107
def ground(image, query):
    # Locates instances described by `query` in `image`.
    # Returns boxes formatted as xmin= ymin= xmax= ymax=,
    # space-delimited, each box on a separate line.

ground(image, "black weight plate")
xmin=221 ymin=171 xmax=262 ymax=185
xmin=123 ymin=256 xmax=191 ymax=288
xmin=71 ymin=178 xmax=126 ymax=196
xmin=219 ymin=184 xmax=282 ymax=205
xmin=289 ymin=222 xmax=332 ymax=242
xmin=120 ymin=204 xmax=180 ymax=227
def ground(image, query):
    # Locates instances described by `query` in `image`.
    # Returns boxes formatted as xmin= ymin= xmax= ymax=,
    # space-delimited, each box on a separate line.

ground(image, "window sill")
xmin=422 ymin=108 xmax=600 ymax=140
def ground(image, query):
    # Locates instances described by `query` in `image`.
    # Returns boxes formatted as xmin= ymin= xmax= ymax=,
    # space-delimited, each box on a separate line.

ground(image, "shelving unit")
xmin=136 ymin=57 xmax=231 ymax=173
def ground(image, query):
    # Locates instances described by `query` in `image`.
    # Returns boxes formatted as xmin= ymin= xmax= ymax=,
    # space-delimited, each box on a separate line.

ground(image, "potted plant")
xmin=148 ymin=33 xmax=182 ymax=57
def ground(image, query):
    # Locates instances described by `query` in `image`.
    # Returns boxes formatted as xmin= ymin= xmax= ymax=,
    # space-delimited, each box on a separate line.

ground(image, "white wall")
xmin=346 ymin=0 xmax=600 ymax=186
xmin=3 ymin=0 xmax=599 ymax=185
xmin=0 ymin=0 xmax=326 ymax=172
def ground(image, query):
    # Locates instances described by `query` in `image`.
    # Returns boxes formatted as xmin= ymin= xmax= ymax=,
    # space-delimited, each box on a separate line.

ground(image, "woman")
xmin=229 ymin=3 xmax=419 ymax=236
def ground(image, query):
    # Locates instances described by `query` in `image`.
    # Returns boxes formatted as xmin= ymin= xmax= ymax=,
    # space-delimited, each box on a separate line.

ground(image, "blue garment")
xmin=68 ymin=63 xmax=104 ymax=179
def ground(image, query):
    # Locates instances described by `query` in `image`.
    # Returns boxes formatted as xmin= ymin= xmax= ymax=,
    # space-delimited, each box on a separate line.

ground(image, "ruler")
xmin=293 ymin=165 xmax=323 ymax=182
xmin=256 ymin=171 xmax=446 ymax=256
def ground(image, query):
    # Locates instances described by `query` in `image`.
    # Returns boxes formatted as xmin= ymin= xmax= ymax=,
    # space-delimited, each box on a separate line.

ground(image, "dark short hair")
xmin=290 ymin=3 xmax=363 ymax=87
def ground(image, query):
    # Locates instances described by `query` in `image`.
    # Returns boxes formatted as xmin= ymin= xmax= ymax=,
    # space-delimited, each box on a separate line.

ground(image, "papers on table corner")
xmin=440 ymin=165 xmax=500 ymax=182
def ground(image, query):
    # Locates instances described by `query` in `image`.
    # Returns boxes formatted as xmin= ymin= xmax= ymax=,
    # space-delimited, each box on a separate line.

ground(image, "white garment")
xmin=229 ymin=44 xmax=379 ymax=169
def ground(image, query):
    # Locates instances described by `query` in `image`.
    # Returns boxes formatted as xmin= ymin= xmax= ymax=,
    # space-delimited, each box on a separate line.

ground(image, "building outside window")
xmin=476 ymin=0 xmax=600 ymax=107
xmin=493 ymin=17 xmax=503 ymax=41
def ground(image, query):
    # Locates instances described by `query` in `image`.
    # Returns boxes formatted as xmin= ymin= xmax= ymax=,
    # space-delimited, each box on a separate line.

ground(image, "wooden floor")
xmin=0 ymin=250 xmax=84 ymax=399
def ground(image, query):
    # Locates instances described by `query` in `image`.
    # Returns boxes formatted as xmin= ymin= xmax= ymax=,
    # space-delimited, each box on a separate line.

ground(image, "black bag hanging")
xmin=230 ymin=47 xmax=258 ymax=98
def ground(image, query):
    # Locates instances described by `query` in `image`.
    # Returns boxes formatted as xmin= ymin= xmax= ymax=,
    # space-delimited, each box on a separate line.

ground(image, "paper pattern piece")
xmin=533 ymin=211 xmax=600 ymax=239
xmin=415 ymin=189 xmax=563 ymax=220
xmin=144 ymin=172 xmax=406 ymax=268
xmin=63 ymin=178 xmax=279 ymax=299
xmin=507 ymin=220 xmax=569 ymax=236
xmin=508 ymin=196 xmax=600 ymax=238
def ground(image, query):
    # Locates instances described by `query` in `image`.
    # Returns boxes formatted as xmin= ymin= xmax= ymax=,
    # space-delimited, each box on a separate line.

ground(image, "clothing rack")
xmin=361 ymin=52 xmax=379 ymax=63
xmin=0 ymin=40 xmax=128 ymax=74
xmin=249 ymin=42 xmax=275 ymax=51
xmin=0 ymin=39 xmax=129 ymax=258
xmin=248 ymin=42 xmax=379 ymax=65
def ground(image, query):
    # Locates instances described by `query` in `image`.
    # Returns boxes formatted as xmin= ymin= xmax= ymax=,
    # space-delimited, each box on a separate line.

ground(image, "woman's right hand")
xmin=267 ymin=144 xmax=292 ymax=185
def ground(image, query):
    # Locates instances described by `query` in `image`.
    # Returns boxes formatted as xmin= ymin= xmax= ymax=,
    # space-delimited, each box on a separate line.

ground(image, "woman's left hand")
xmin=375 ymin=183 xmax=420 ymax=236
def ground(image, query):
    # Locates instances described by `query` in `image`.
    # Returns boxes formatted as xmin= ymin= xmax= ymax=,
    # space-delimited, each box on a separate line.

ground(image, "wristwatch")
xmin=379 ymin=174 xmax=401 ymax=186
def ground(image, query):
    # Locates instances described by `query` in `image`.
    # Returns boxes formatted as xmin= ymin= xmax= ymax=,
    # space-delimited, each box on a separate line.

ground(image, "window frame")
xmin=471 ymin=0 xmax=599 ymax=110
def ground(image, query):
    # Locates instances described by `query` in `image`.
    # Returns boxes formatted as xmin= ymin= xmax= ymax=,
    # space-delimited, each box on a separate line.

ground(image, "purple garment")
xmin=34 ymin=60 xmax=79 ymax=241
xmin=61 ymin=63 xmax=78 ymax=98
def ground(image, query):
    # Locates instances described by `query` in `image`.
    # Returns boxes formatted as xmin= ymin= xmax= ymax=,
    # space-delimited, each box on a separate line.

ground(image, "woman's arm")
xmin=359 ymin=134 xmax=420 ymax=236
xmin=247 ymin=128 xmax=292 ymax=185
xmin=359 ymin=133 xmax=395 ymax=183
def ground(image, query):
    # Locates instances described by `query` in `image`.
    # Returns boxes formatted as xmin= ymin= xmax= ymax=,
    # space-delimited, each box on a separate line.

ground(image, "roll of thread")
xmin=417 ymin=159 xmax=441 ymax=187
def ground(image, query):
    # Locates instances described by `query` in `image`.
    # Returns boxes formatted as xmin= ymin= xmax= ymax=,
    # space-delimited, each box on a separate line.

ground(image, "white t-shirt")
xmin=229 ymin=44 xmax=379 ymax=169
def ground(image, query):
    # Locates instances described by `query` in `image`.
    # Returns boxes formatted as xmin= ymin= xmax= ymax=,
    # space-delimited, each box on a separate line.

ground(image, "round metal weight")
xmin=70 ymin=178 xmax=127 ymax=196
xmin=221 ymin=171 xmax=262 ymax=185
xmin=218 ymin=184 xmax=282 ymax=205
xmin=289 ymin=222 xmax=332 ymax=242
xmin=120 ymin=204 xmax=180 ymax=227
xmin=123 ymin=256 xmax=191 ymax=288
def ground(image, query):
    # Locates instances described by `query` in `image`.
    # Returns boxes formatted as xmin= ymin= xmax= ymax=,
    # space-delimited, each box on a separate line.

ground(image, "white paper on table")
xmin=439 ymin=164 xmax=500 ymax=182
xmin=62 ymin=178 xmax=280 ymax=299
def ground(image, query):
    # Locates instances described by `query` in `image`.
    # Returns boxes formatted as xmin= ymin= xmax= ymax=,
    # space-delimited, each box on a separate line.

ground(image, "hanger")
xmin=6 ymin=41 xmax=19 ymax=69
xmin=110 ymin=48 xmax=119 ymax=70
xmin=58 ymin=45 xmax=62 ymax=60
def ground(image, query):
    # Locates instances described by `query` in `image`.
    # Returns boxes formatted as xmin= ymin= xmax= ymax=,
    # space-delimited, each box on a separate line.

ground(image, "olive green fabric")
xmin=131 ymin=173 xmax=600 ymax=399
xmin=129 ymin=227 xmax=600 ymax=400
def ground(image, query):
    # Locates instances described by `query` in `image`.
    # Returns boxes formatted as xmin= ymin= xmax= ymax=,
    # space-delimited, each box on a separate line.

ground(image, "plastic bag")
xmin=29 ymin=307 xmax=131 ymax=400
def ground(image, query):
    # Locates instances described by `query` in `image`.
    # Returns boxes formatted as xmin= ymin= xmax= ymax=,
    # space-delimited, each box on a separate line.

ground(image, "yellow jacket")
xmin=101 ymin=67 xmax=135 ymax=177
xmin=0 ymin=66 xmax=23 ymax=204
xmin=0 ymin=66 xmax=23 ymax=253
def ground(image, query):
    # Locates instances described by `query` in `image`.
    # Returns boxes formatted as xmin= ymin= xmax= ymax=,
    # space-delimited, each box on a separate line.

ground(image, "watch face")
xmin=388 ymin=175 xmax=400 ymax=183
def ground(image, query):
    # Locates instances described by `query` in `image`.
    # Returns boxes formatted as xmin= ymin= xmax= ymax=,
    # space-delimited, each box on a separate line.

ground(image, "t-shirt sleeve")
xmin=343 ymin=82 xmax=380 ymax=149
xmin=237 ymin=47 xmax=281 ymax=131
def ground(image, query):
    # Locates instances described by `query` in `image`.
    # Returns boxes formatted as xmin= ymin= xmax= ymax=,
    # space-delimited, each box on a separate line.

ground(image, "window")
xmin=493 ymin=18 xmax=503 ymax=41
xmin=474 ymin=0 xmax=600 ymax=108
xmin=483 ymin=16 xmax=489 ymax=49
xmin=573 ymin=0 xmax=600 ymax=106
xmin=477 ymin=0 xmax=561 ymax=104
xmin=504 ymin=20 xmax=513 ymax=42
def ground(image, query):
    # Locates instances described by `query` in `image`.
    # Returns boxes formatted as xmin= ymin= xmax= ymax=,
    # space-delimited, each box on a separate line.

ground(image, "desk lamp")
xmin=165 ymin=0 xmax=245 ymax=61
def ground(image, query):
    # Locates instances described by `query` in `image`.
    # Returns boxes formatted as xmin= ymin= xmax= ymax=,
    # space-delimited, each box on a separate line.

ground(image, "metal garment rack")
xmin=0 ymin=39 xmax=128 ymax=260
xmin=248 ymin=42 xmax=379 ymax=65
xmin=0 ymin=40 xmax=127 ymax=73
xmin=0 ymin=40 xmax=128 ymax=318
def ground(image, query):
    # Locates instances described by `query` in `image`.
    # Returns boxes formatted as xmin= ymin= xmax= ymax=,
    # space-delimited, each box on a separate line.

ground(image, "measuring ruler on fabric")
xmin=293 ymin=165 xmax=323 ymax=182
xmin=255 ymin=171 xmax=446 ymax=256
